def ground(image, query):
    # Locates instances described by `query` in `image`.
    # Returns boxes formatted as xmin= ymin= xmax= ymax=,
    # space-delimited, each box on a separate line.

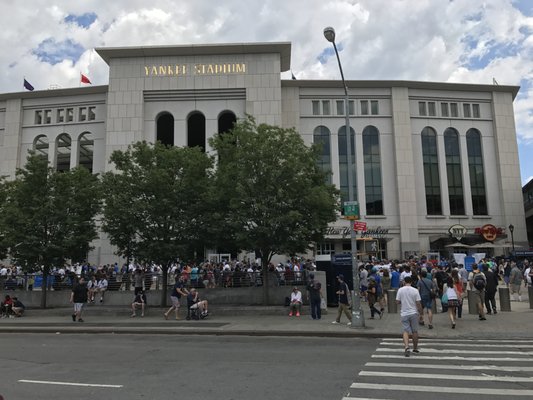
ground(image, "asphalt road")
xmin=0 ymin=333 xmax=378 ymax=400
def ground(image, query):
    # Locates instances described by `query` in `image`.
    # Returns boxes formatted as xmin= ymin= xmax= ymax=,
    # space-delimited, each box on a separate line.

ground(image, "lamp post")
xmin=508 ymin=224 xmax=515 ymax=254
xmin=324 ymin=26 xmax=364 ymax=328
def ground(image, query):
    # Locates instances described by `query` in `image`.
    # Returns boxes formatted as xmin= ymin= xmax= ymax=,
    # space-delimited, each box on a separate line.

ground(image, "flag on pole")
xmin=81 ymin=73 xmax=92 ymax=84
xmin=23 ymin=79 xmax=34 ymax=91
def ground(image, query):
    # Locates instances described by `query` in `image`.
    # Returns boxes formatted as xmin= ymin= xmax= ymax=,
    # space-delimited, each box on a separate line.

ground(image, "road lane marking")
xmin=372 ymin=354 xmax=533 ymax=362
xmin=366 ymin=362 xmax=533 ymax=372
xmin=350 ymin=383 xmax=533 ymax=396
xmin=18 ymin=380 xmax=122 ymax=388
xmin=359 ymin=370 xmax=533 ymax=383
xmin=376 ymin=347 xmax=533 ymax=355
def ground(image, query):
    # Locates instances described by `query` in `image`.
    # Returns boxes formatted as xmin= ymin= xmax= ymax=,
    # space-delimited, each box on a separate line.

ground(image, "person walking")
xmin=164 ymin=275 xmax=188 ymax=320
xmin=70 ymin=277 xmax=88 ymax=322
xmin=484 ymin=264 xmax=498 ymax=314
xmin=332 ymin=275 xmax=352 ymax=326
xmin=417 ymin=270 xmax=435 ymax=329
xmin=444 ymin=276 xmax=459 ymax=329
xmin=509 ymin=262 xmax=523 ymax=301
xmin=395 ymin=276 xmax=422 ymax=357
xmin=367 ymin=277 xmax=382 ymax=319
xmin=469 ymin=264 xmax=487 ymax=321
xmin=451 ymin=269 xmax=464 ymax=319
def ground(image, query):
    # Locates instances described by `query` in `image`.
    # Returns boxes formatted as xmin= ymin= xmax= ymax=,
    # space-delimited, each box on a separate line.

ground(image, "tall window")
xmin=467 ymin=129 xmax=487 ymax=215
xmin=156 ymin=112 xmax=174 ymax=146
xmin=56 ymin=133 xmax=72 ymax=172
xmin=444 ymin=128 xmax=465 ymax=215
xmin=421 ymin=127 xmax=442 ymax=215
xmin=187 ymin=112 xmax=206 ymax=152
xmin=363 ymin=126 xmax=383 ymax=215
xmin=218 ymin=111 xmax=236 ymax=135
xmin=338 ymin=125 xmax=356 ymax=205
xmin=33 ymin=135 xmax=49 ymax=159
xmin=78 ymin=132 xmax=94 ymax=173
xmin=313 ymin=126 xmax=332 ymax=185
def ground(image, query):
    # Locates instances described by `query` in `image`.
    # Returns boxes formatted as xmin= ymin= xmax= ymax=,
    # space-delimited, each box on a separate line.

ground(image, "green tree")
xmin=209 ymin=116 xmax=339 ymax=303
xmin=101 ymin=141 xmax=214 ymax=305
xmin=0 ymin=153 xmax=101 ymax=307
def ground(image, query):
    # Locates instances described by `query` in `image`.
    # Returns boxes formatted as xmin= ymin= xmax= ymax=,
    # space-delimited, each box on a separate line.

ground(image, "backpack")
xmin=473 ymin=273 xmax=486 ymax=290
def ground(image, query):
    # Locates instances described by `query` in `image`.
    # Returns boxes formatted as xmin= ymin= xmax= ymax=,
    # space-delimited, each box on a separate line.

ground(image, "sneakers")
xmin=296 ymin=312 xmax=300 ymax=317
xmin=131 ymin=314 xmax=136 ymax=318
xmin=412 ymin=349 xmax=420 ymax=353
xmin=479 ymin=316 xmax=487 ymax=321
xmin=404 ymin=348 xmax=410 ymax=357
xmin=71 ymin=314 xmax=76 ymax=322
xmin=452 ymin=322 xmax=456 ymax=329
xmin=331 ymin=321 xmax=339 ymax=324
xmin=163 ymin=313 xmax=168 ymax=320
xmin=78 ymin=318 xmax=84 ymax=322
xmin=428 ymin=324 xmax=433 ymax=329
xmin=289 ymin=312 xmax=293 ymax=317
xmin=347 ymin=322 xmax=352 ymax=326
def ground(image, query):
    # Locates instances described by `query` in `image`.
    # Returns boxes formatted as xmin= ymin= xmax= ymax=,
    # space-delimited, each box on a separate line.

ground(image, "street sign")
xmin=353 ymin=221 xmax=367 ymax=231
xmin=343 ymin=201 xmax=359 ymax=220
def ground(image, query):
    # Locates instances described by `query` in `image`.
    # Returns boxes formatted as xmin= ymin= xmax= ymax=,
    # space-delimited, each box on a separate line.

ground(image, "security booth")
xmin=316 ymin=253 xmax=354 ymax=306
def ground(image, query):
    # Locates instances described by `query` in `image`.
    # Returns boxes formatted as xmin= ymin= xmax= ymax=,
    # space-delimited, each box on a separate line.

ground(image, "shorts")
xmin=510 ymin=284 xmax=521 ymax=295
xmin=170 ymin=296 xmax=181 ymax=307
xmin=420 ymin=296 xmax=432 ymax=310
xmin=401 ymin=313 xmax=419 ymax=334
xmin=472 ymin=290 xmax=485 ymax=304
xmin=73 ymin=303 xmax=84 ymax=312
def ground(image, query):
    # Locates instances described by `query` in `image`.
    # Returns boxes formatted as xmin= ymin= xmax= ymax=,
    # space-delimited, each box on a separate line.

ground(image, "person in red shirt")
xmin=1 ymin=295 xmax=14 ymax=317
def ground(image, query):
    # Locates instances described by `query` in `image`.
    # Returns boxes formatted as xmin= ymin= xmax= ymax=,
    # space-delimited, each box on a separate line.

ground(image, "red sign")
xmin=475 ymin=224 xmax=501 ymax=241
xmin=353 ymin=222 xmax=367 ymax=231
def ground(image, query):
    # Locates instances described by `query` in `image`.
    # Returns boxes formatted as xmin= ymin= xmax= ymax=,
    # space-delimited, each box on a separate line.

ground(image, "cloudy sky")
xmin=2 ymin=0 xmax=532 ymax=184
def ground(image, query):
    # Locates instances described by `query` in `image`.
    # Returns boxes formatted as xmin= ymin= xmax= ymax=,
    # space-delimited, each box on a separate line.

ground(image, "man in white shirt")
xmin=396 ymin=276 xmax=422 ymax=357
xmin=289 ymin=287 xmax=302 ymax=317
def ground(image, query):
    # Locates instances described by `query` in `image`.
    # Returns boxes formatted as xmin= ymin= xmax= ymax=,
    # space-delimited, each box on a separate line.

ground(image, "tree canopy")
xmin=100 ymin=141 xmax=214 ymax=304
xmin=209 ymin=116 xmax=339 ymax=299
xmin=0 ymin=153 xmax=101 ymax=307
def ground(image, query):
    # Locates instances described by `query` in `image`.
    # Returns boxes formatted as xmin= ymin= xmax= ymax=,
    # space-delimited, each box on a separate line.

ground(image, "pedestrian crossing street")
xmin=342 ymin=338 xmax=533 ymax=400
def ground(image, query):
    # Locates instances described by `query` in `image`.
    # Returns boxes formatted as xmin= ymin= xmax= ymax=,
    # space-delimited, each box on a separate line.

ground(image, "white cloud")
xmin=0 ymin=0 xmax=531 ymax=147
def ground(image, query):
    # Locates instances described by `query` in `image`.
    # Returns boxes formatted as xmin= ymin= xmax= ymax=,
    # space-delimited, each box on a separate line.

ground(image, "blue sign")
xmin=332 ymin=254 xmax=352 ymax=265
xmin=464 ymin=256 xmax=475 ymax=272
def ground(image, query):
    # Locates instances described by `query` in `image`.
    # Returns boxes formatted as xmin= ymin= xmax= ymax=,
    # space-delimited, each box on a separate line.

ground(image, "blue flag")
xmin=23 ymin=79 xmax=34 ymax=91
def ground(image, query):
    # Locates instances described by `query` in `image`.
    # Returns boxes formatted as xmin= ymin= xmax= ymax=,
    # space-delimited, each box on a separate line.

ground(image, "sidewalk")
xmin=1 ymin=295 xmax=532 ymax=338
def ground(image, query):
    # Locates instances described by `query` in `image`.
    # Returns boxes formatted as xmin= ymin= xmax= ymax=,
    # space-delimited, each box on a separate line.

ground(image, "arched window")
xmin=187 ymin=112 xmax=206 ymax=152
xmin=78 ymin=132 xmax=94 ymax=173
xmin=421 ymin=127 xmax=442 ymax=215
xmin=444 ymin=128 xmax=464 ymax=215
xmin=33 ymin=135 xmax=49 ymax=160
xmin=56 ymin=133 xmax=72 ymax=172
xmin=218 ymin=111 xmax=236 ymax=135
xmin=363 ymin=126 xmax=383 ymax=215
xmin=313 ymin=126 xmax=332 ymax=185
xmin=156 ymin=112 xmax=174 ymax=147
xmin=466 ymin=129 xmax=487 ymax=215
xmin=338 ymin=125 xmax=356 ymax=205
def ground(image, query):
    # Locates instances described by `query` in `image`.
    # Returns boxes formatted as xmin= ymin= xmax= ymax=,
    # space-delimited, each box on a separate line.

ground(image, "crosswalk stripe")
xmin=376 ymin=347 xmax=532 ymax=355
xmin=350 ymin=383 xmax=533 ymax=397
xmin=359 ymin=370 xmax=533 ymax=383
xmin=342 ymin=397 xmax=392 ymax=400
xmin=366 ymin=362 xmax=533 ymax=372
xmin=372 ymin=354 xmax=533 ymax=362
xmin=381 ymin=338 xmax=533 ymax=344
xmin=379 ymin=341 xmax=533 ymax=349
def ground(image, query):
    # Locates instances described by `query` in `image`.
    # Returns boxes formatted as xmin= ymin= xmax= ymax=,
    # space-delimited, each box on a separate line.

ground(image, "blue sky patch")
xmin=33 ymin=38 xmax=85 ymax=65
xmin=64 ymin=12 xmax=97 ymax=28
xmin=317 ymin=42 xmax=344 ymax=64
xmin=461 ymin=36 xmax=521 ymax=70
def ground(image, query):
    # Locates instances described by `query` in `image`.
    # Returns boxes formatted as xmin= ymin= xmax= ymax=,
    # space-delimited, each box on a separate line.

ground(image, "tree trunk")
xmin=40 ymin=266 xmax=49 ymax=309
xmin=160 ymin=264 xmax=169 ymax=308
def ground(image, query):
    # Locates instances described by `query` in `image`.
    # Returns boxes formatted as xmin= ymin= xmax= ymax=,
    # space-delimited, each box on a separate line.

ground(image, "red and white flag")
xmin=81 ymin=73 xmax=92 ymax=84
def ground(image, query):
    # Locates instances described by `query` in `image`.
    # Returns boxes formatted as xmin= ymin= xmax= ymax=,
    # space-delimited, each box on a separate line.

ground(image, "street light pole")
xmin=324 ymin=26 xmax=364 ymax=328
xmin=508 ymin=224 xmax=515 ymax=254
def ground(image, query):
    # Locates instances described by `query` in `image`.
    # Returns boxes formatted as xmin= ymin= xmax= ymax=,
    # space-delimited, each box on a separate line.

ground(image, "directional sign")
xmin=353 ymin=221 xmax=367 ymax=231
xmin=343 ymin=201 xmax=359 ymax=220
